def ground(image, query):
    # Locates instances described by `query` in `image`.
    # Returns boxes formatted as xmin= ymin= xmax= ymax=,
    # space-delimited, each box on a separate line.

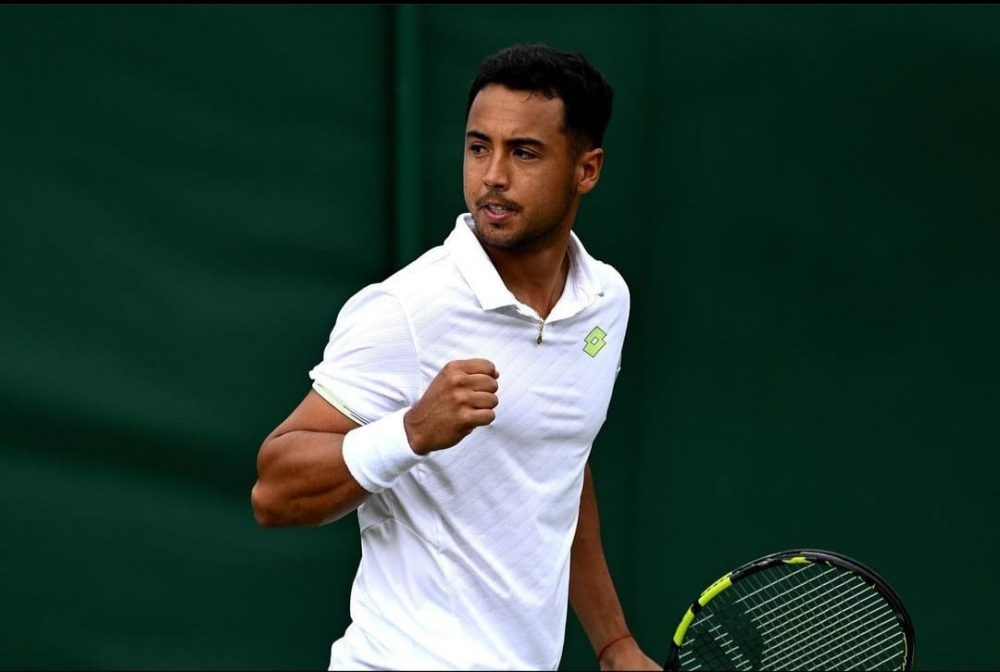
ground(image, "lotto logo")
xmin=583 ymin=327 xmax=607 ymax=357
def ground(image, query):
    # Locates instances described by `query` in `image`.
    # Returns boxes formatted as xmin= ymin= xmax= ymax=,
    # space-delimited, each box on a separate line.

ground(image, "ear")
xmin=575 ymin=147 xmax=604 ymax=196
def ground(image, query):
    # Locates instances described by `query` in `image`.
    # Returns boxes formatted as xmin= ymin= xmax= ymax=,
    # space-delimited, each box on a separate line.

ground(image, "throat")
xmin=505 ymin=252 xmax=571 ymax=320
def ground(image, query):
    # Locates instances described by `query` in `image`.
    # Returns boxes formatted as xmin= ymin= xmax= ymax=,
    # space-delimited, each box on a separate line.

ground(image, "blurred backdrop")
xmin=2 ymin=5 xmax=998 ymax=670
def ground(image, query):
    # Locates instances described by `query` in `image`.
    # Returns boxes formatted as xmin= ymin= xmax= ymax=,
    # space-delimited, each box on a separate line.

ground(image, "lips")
xmin=478 ymin=196 xmax=520 ymax=219
xmin=480 ymin=197 xmax=519 ymax=207
xmin=484 ymin=204 xmax=515 ymax=215
xmin=480 ymin=202 xmax=518 ymax=223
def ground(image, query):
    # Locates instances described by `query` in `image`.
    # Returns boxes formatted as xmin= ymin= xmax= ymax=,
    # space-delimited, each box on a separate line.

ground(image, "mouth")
xmin=478 ymin=200 xmax=520 ymax=223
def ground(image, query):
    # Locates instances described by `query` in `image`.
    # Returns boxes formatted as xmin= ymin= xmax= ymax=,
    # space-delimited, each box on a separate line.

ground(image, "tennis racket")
xmin=664 ymin=548 xmax=915 ymax=671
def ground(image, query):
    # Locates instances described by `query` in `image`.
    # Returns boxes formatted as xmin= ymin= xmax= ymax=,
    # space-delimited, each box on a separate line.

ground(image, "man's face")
xmin=463 ymin=84 xmax=599 ymax=253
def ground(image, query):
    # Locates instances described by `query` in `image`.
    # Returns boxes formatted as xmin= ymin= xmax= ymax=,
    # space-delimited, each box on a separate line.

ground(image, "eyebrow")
xmin=466 ymin=130 xmax=545 ymax=148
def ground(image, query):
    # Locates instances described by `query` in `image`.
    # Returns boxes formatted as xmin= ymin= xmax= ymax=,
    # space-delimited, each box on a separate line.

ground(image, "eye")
xmin=513 ymin=148 xmax=538 ymax=160
xmin=468 ymin=143 xmax=488 ymax=156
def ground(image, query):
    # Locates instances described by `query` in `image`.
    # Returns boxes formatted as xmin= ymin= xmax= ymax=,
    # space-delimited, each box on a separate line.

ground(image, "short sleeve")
xmin=308 ymin=284 xmax=421 ymax=425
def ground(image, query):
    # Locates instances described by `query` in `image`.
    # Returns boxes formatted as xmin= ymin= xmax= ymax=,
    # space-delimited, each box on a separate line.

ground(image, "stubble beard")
xmin=472 ymin=211 xmax=563 ymax=253
xmin=471 ymin=185 xmax=577 ymax=254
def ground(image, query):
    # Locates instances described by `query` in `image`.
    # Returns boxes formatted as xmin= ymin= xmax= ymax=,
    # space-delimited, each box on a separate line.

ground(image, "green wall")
xmin=2 ymin=5 xmax=997 ymax=670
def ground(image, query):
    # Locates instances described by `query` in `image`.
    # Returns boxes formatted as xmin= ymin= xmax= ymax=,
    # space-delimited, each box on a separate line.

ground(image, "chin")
xmin=473 ymin=222 xmax=509 ymax=245
xmin=471 ymin=219 xmax=514 ymax=248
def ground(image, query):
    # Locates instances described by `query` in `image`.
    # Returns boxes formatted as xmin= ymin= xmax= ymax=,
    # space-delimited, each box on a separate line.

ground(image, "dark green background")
xmin=2 ymin=5 xmax=996 ymax=670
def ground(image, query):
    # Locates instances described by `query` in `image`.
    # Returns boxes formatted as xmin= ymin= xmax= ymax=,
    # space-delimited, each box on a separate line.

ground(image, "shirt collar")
xmin=444 ymin=213 xmax=606 ymax=313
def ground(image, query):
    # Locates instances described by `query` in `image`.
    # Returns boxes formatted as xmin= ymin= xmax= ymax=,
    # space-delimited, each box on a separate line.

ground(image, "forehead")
xmin=466 ymin=84 xmax=566 ymax=139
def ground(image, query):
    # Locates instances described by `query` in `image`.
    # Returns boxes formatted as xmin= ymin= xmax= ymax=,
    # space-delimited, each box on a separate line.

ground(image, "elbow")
xmin=251 ymin=438 xmax=284 ymax=527
xmin=251 ymin=481 xmax=283 ymax=528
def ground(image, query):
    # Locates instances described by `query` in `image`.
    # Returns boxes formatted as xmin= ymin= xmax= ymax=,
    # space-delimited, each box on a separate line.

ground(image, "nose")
xmin=483 ymin=153 xmax=508 ymax=190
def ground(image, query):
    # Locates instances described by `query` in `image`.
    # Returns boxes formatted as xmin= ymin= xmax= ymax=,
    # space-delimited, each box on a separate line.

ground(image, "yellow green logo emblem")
xmin=583 ymin=327 xmax=607 ymax=357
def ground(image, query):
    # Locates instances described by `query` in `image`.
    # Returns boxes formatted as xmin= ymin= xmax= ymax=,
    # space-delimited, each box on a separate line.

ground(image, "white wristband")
xmin=342 ymin=407 xmax=426 ymax=493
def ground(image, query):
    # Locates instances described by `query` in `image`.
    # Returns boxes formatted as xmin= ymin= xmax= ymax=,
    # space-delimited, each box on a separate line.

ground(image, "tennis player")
xmin=251 ymin=43 xmax=658 ymax=671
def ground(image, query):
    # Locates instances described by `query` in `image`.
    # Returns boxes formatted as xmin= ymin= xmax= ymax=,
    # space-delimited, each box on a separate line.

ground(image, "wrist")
xmin=596 ymin=632 xmax=633 ymax=666
xmin=342 ymin=407 xmax=427 ymax=493
xmin=401 ymin=408 xmax=429 ymax=455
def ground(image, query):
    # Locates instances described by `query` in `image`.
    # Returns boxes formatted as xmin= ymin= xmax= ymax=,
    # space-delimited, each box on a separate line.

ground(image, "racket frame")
xmin=663 ymin=548 xmax=916 ymax=671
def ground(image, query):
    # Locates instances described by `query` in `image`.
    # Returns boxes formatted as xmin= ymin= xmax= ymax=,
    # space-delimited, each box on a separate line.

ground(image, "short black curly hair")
xmin=466 ymin=43 xmax=615 ymax=152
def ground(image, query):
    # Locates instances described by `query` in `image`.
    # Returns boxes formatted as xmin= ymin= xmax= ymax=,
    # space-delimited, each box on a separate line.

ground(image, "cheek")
xmin=536 ymin=169 xmax=574 ymax=201
xmin=462 ymin=168 xmax=477 ymax=206
xmin=462 ymin=159 xmax=477 ymax=190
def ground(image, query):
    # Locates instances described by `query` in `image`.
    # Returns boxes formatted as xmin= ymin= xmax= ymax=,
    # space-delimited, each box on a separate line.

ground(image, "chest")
xmin=415 ymin=304 xmax=625 ymax=448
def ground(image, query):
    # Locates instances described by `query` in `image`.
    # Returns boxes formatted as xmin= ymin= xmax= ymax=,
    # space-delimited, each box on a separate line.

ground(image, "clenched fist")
xmin=403 ymin=358 xmax=500 ymax=455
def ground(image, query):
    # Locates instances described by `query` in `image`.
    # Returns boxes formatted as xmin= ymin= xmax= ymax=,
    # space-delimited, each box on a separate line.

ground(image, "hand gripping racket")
xmin=664 ymin=549 xmax=915 ymax=671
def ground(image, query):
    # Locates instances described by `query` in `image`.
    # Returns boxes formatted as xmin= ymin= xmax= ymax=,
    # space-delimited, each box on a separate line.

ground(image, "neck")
xmin=484 ymin=239 xmax=571 ymax=320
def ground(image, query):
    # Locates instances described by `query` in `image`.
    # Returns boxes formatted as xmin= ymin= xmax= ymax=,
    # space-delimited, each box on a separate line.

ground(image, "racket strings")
xmin=688 ymin=568 xmax=867 ymax=665
xmin=687 ymin=566 xmax=830 ymax=638
xmin=759 ymin=595 xmax=894 ymax=666
xmin=745 ymin=570 xmax=905 ymax=671
xmin=752 ymin=573 xmax=883 ymax=640
xmin=679 ymin=564 xmax=906 ymax=671
xmin=768 ymin=613 xmax=900 ymax=669
xmin=744 ymin=567 xmax=905 ymax=671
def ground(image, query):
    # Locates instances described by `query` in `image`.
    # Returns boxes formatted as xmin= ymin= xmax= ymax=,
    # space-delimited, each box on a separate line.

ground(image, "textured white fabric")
xmin=310 ymin=213 xmax=631 ymax=671
xmin=340 ymin=407 xmax=426 ymax=493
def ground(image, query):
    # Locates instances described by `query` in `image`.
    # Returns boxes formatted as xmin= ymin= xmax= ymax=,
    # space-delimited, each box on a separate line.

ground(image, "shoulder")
xmin=593 ymin=260 xmax=631 ymax=333
xmin=333 ymin=245 xmax=468 ymax=336
xmin=379 ymin=244 xmax=468 ymax=307
xmin=330 ymin=282 xmax=411 ymax=344
xmin=570 ymin=231 xmax=631 ymax=308
xmin=595 ymin=259 xmax=630 ymax=302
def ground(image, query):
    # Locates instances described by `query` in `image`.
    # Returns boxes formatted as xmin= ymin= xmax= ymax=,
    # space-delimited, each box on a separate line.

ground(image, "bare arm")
xmin=251 ymin=389 xmax=370 ymax=527
xmin=251 ymin=359 xmax=501 ymax=528
xmin=570 ymin=464 xmax=660 ymax=670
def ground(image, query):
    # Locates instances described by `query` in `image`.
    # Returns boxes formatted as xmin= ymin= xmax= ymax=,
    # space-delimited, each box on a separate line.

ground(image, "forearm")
xmin=569 ymin=464 xmax=630 ymax=658
xmin=251 ymin=429 xmax=370 ymax=527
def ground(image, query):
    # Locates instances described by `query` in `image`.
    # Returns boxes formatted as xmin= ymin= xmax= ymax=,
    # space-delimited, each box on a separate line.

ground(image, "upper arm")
xmin=266 ymin=388 xmax=361 ymax=442
xmin=308 ymin=284 xmax=421 ymax=424
xmin=252 ymin=389 xmax=368 ymax=527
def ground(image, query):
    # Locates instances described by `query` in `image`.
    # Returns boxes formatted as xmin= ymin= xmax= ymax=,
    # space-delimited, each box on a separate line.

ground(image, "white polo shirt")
xmin=309 ymin=213 xmax=630 ymax=671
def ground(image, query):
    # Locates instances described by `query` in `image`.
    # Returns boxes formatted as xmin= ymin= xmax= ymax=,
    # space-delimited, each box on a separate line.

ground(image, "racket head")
xmin=664 ymin=548 xmax=915 ymax=671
